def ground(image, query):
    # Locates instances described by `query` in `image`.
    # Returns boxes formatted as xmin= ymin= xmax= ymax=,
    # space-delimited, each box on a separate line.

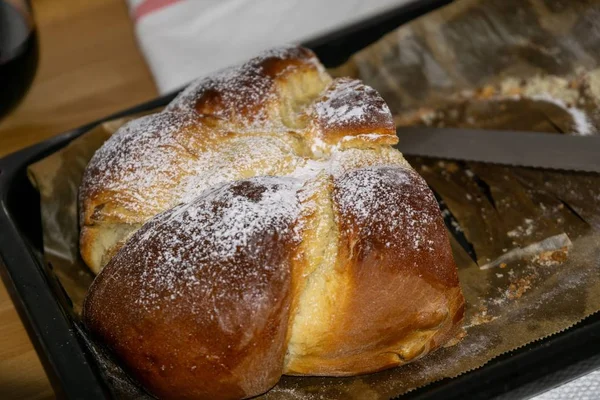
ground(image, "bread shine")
xmin=80 ymin=45 xmax=465 ymax=400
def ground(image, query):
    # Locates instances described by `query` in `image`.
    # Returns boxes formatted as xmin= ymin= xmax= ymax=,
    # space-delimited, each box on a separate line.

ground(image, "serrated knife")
xmin=395 ymin=127 xmax=600 ymax=173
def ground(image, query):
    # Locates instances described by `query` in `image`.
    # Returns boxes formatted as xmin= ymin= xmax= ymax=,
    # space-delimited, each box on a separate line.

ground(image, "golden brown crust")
xmin=79 ymin=46 xmax=332 ymax=273
xmin=78 ymin=46 xmax=403 ymax=274
xmin=81 ymin=45 xmax=465 ymax=399
xmin=284 ymin=166 xmax=463 ymax=375
xmin=308 ymin=77 xmax=398 ymax=151
xmin=167 ymin=46 xmax=328 ymax=132
xmin=84 ymin=178 xmax=300 ymax=399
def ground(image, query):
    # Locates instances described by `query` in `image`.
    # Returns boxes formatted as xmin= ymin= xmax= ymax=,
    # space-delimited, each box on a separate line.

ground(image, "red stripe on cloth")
xmin=133 ymin=0 xmax=182 ymax=22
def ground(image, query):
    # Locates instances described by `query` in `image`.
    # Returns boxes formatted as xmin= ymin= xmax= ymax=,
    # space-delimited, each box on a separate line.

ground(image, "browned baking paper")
xmin=28 ymin=0 xmax=600 ymax=398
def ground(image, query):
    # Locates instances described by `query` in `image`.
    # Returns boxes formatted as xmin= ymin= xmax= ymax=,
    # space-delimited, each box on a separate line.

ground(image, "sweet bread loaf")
xmin=80 ymin=46 xmax=464 ymax=399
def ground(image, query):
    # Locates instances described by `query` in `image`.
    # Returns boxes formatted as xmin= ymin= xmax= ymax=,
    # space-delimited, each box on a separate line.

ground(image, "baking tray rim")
xmin=1 ymin=0 xmax=600 ymax=398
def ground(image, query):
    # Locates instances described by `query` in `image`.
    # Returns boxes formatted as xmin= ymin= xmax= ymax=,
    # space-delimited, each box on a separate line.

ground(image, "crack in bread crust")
xmin=284 ymin=172 xmax=344 ymax=373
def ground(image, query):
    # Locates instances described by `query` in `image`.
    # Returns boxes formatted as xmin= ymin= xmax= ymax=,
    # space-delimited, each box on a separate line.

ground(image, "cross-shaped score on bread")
xmin=79 ymin=45 xmax=465 ymax=400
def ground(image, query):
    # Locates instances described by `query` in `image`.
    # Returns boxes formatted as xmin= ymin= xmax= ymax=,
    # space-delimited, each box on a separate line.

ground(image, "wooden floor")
xmin=0 ymin=0 xmax=157 ymax=398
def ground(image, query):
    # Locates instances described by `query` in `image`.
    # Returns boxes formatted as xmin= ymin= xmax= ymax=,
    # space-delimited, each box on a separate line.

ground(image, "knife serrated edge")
xmin=395 ymin=127 xmax=600 ymax=173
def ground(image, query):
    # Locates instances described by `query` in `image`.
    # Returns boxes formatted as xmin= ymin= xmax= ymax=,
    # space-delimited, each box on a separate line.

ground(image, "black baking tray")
xmin=1 ymin=0 xmax=599 ymax=398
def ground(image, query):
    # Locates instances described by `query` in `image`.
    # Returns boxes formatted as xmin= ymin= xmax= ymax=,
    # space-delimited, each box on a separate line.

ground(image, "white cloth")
xmin=125 ymin=0 xmax=415 ymax=93
xmin=533 ymin=370 xmax=600 ymax=400
xmin=124 ymin=0 xmax=600 ymax=398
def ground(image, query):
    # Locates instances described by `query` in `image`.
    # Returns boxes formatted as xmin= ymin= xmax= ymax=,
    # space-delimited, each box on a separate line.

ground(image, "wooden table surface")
xmin=0 ymin=0 xmax=157 ymax=398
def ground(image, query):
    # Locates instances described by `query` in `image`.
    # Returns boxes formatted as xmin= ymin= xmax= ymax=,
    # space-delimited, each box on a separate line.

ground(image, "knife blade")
xmin=395 ymin=127 xmax=600 ymax=173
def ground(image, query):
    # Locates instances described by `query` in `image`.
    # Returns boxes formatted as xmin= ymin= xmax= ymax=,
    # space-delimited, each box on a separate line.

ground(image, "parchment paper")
xmin=28 ymin=0 xmax=600 ymax=398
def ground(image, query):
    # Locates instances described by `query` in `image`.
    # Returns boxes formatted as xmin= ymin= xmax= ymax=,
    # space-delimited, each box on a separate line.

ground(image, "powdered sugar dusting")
xmin=121 ymin=176 xmax=302 ymax=312
xmin=169 ymin=63 xmax=280 ymax=131
xmin=83 ymin=119 xmax=410 ymax=223
xmin=82 ymin=111 xmax=305 ymax=220
xmin=529 ymin=94 xmax=593 ymax=135
xmin=80 ymin=45 xmax=463 ymax=399
xmin=334 ymin=165 xmax=438 ymax=255
xmin=81 ymin=111 xmax=200 ymax=219
xmin=286 ymin=147 xmax=411 ymax=184
xmin=167 ymin=45 xmax=324 ymax=134
xmin=81 ymin=45 xmax=414 ymax=276
xmin=341 ymin=133 xmax=389 ymax=142
xmin=312 ymin=78 xmax=394 ymax=132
